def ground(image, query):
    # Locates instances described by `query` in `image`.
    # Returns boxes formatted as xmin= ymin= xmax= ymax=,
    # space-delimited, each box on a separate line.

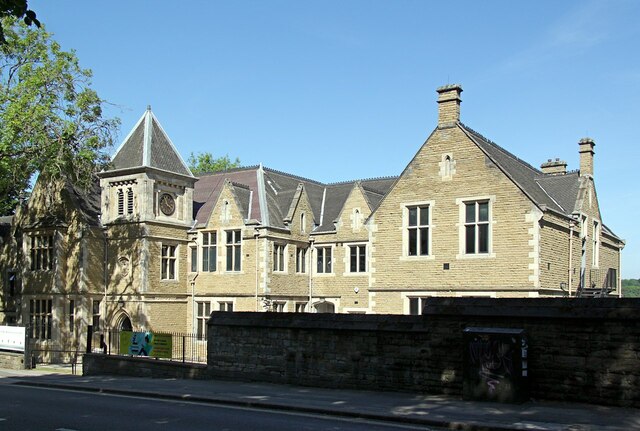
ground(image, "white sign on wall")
xmin=0 ymin=325 xmax=25 ymax=352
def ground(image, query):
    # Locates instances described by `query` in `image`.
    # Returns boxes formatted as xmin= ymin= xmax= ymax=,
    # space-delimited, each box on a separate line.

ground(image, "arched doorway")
xmin=118 ymin=315 xmax=133 ymax=331
xmin=314 ymin=301 xmax=335 ymax=313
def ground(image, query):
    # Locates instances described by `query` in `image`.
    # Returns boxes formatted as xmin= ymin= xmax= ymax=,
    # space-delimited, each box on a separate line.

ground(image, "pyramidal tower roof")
xmin=107 ymin=106 xmax=194 ymax=177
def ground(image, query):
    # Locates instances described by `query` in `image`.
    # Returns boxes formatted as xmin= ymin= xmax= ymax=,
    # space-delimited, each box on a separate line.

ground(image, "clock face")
xmin=159 ymin=193 xmax=175 ymax=216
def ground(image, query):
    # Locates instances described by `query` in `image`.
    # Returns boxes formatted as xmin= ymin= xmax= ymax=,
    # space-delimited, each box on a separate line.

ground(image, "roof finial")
xmin=147 ymin=104 xmax=151 ymax=111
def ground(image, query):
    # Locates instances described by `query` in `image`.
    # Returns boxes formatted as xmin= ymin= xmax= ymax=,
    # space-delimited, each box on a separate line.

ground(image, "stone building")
xmin=0 ymin=85 xmax=625 ymax=356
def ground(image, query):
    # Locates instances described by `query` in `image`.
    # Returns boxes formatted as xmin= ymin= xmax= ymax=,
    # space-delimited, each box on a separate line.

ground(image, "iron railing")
xmin=101 ymin=328 xmax=208 ymax=364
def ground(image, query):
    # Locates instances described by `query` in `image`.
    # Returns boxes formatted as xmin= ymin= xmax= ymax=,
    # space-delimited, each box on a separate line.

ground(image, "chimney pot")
xmin=436 ymin=84 xmax=463 ymax=127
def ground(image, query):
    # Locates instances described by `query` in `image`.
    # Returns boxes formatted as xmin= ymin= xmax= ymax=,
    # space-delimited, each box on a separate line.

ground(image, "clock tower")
xmin=98 ymin=106 xmax=196 ymax=226
xmin=97 ymin=106 xmax=196 ymax=332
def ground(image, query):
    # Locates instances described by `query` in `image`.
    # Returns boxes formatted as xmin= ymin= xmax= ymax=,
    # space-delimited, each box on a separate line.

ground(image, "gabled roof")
xmin=63 ymin=178 xmax=102 ymax=227
xmin=193 ymin=166 xmax=261 ymax=228
xmin=460 ymin=124 xmax=581 ymax=216
xmin=190 ymin=165 xmax=396 ymax=233
xmin=107 ymin=107 xmax=194 ymax=178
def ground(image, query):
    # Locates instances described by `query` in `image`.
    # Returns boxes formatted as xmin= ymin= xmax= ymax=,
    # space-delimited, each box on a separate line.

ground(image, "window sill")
xmin=399 ymin=255 xmax=435 ymax=261
xmin=456 ymin=252 xmax=496 ymax=260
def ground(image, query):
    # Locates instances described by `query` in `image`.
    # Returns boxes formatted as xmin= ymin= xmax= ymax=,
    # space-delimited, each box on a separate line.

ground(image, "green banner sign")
xmin=119 ymin=331 xmax=173 ymax=359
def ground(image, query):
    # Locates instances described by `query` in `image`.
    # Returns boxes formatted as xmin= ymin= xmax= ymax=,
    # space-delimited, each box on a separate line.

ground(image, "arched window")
xmin=353 ymin=209 xmax=361 ymax=230
xmin=127 ymin=187 xmax=134 ymax=215
xmin=117 ymin=189 xmax=124 ymax=216
xmin=443 ymin=155 xmax=452 ymax=177
xmin=300 ymin=212 xmax=306 ymax=233
xmin=222 ymin=200 xmax=230 ymax=222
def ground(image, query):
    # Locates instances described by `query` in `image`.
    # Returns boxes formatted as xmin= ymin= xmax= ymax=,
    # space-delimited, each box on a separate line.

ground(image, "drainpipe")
xmin=308 ymin=237 xmax=315 ymax=312
xmin=102 ymin=227 xmax=108 ymax=331
xmin=568 ymin=220 xmax=574 ymax=296
xmin=618 ymin=244 xmax=622 ymax=298
xmin=190 ymin=235 xmax=199 ymax=333
xmin=254 ymin=228 xmax=260 ymax=311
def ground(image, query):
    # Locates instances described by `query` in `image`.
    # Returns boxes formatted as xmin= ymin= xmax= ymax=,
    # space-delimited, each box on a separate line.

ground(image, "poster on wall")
xmin=119 ymin=331 xmax=172 ymax=359
xmin=0 ymin=326 xmax=25 ymax=352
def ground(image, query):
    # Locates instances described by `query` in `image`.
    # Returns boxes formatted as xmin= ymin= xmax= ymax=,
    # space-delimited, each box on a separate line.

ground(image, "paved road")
xmin=0 ymin=384 xmax=442 ymax=431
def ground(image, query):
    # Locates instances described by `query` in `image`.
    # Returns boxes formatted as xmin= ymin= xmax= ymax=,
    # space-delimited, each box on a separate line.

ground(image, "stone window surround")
xmin=343 ymin=242 xmax=368 ymax=275
xmin=27 ymin=230 xmax=57 ymax=272
xmin=273 ymin=243 xmax=287 ymax=273
xmin=195 ymin=300 xmax=211 ymax=339
xmin=201 ymin=231 xmax=217 ymax=273
xmin=456 ymin=195 xmax=496 ymax=259
xmin=218 ymin=300 xmax=234 ymax=312
xmin=109 ymin=179 xmax=136 ymax=219
xmin=272 ymin=301 xmax=286 ymax=312
xmin=29 ymin=297 xmax=53 ymax=340
xmin=161 ymin=243 xmax=178 ymax=281
xmin=400 ymin=200 xmax=435 ymax=261
xmin=314 ymin=245 xmax=334 ymax=276
xmin=224 ymin=229 xmax=242 ymax=273
xmin=295 ymin=246 xmax=307 ymax=274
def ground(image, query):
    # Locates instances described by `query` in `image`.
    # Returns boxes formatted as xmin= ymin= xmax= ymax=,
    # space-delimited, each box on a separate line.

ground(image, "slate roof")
xmin=461 ymin=123 xmax=583 ymax=217
xmin=191 ymin=165 xmax=396 ymax=232
xmin=193 ymin=167 xmax=261 ymax=228
xmin=62 ymin=178 xmax=102 ymax=227
xmin=108 ymin=107 xmax=193 ymax=177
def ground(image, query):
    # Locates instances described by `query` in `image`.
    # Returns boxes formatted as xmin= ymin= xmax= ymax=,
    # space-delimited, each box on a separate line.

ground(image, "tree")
xmin=0 ymin=0 xmax=40 ymax=44
xmin=188 ymin=152 xmax=241 ymax=175
xmin=0 ymin=17 xmax=119 ymax=215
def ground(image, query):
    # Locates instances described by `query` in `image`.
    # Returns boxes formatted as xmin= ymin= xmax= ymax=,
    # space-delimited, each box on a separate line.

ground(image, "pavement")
xmin=1 ymin=365 xmax=639 ymax=431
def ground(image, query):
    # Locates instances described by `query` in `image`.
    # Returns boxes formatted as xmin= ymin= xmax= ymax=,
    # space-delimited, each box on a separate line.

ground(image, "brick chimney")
xmin=578 ymin=137 xmax=595 ymax=177
xmin=540 ymin=158 xmax=567 ymax=175
xmin=436 ymin=84 xmax=462 ymax=127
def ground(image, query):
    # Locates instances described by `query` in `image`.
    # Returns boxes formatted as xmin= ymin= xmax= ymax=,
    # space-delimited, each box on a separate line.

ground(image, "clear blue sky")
xmin=31 ymin=0 xmax=639 ymax=278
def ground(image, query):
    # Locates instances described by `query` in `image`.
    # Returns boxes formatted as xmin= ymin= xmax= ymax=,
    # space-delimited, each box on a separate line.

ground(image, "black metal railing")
xmin=101 ymin=328 xmax=208 ymax=364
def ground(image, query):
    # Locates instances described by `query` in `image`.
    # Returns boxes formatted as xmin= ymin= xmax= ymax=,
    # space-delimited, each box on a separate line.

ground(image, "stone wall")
xmin=83 ymin=353 xmax=207 ymax=379
xmin=0 ymin=351 xmax=28 ymax=370
xmin=207 ymin=298 xmax=640 ymax=407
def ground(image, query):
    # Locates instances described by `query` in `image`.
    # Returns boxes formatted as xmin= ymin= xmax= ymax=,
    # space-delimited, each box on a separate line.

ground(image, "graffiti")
xmin=468 ymin=335 xmax=515 ymax=395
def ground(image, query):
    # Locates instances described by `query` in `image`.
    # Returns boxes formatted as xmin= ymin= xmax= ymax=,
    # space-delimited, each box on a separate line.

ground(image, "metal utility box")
xmin=463 ymin=327 xmax=529 ymax=403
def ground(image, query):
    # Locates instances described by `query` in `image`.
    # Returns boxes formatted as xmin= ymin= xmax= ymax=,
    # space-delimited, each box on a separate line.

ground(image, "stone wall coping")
xmin=422 ymin=297 xmax=640 ymax=320
xmin=83 ymin=353 xmax=208 ymax=370
xmin=208 ymin=298 xmax=640 ymax=330
xmin=208 ymin=311 xmax=429 ymax=332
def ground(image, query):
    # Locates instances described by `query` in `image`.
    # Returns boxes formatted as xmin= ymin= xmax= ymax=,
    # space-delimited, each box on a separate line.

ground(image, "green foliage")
xmin=188 ymin=152 xmax=241 ymax=175
xmin=622 ymin=279 xmax=640 ymax=287
xmin=621 ymin=279 xmax=640 ymax=297
xmin=0 ymin=17 xmax=119 ymax=215
xmin=0 ymin=0 xmax=40 ymax=44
